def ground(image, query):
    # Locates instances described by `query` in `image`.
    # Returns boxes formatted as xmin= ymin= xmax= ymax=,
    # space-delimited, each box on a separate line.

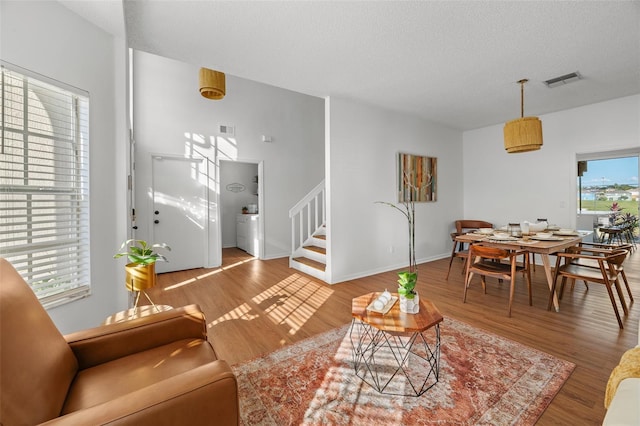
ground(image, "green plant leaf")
xmin=397 ymin=286 xmax=416 ymax=299
xmin=151 ymin=242 xmax=171 ymax=252
xmin=397 ymin=271 xmax=417 ymax=296
xmin=114 ymin=239 xmax=171 ymax=265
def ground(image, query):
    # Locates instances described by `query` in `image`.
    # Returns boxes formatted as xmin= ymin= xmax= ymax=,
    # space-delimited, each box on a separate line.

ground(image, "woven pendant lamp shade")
xmin=503 ymin=79 xmax=542 ymax=153
xmin=199 ymin=68 xmax=225 ymax=100
xmin=504 ymin=116 xmax=543 ymax=153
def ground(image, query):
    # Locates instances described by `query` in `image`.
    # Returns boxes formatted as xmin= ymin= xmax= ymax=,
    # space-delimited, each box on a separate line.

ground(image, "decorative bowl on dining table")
xmin=527 ymin=222 xmax=547 ymax=232
xmin=476 ymin=228 xmax=494 ymax=235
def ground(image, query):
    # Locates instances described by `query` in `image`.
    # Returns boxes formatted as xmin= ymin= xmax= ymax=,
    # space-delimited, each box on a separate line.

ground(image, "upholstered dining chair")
xmin=0 ymin=258 xmax=239 ymax=425
xmin=547 ymin=246 xmax=630 ymax=329
xmin=463 ymin=244 xmax=531 ymax=317
xmin=446 ymin=220 xmax=493 ymax=280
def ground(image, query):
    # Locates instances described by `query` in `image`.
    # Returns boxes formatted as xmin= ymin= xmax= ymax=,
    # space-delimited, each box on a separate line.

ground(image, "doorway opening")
xmin=219 ymin=159 xmax=264 ymax=263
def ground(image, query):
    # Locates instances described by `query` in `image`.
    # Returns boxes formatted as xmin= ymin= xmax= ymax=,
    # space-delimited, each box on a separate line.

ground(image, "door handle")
xmin=155 ymin=210 xmax=160 ymax=215
xmin=154 ymin=220 xmax=160 ymax=224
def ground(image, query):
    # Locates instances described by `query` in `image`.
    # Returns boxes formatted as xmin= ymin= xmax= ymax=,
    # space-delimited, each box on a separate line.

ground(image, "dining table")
xmin=455 ymin=230 xmax=591 ymax=311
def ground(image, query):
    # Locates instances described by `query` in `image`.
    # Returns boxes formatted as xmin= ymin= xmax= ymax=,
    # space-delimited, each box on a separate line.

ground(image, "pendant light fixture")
xmin=503 ymin=79 xmax=543 ymax=153
xmin=199 ymin=67 xmax=225 ymax=100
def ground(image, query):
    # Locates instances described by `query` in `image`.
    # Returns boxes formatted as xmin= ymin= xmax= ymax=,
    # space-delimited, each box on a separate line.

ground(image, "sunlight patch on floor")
xmin=208 ymin=303 xmax=259 ymax=328
xmin=253 ymin=273 xmax=333 ymax=335
xmin=163 ymin=257 xmax=258 ymax=291
xmin=208 ymin=273 xmax=333 ymax=335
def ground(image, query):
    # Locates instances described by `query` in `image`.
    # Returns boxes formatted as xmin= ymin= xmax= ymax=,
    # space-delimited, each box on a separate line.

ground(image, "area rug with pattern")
xmin=232 ymin=317 xmax=574 ymax=425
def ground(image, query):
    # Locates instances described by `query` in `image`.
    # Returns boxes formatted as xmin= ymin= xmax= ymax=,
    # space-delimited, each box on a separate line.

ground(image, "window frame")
xmin=577 ymin=149 xmax=640 ymax=216
xmin=0 ymin=61 xmax=91 ymax=308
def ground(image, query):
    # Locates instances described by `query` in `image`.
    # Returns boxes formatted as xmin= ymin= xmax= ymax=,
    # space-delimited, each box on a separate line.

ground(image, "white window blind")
xmin=0 ymin=62 xmax=90 ymax=308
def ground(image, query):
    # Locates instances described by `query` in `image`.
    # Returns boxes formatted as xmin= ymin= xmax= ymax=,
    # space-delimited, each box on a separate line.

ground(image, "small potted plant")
xmin=114 ymin=239 xmax=170 ymax=292
xmin=242 ymin=206 xmax=249 ymax=214
xmin=397 ymin=271 xmax=419 ymax=313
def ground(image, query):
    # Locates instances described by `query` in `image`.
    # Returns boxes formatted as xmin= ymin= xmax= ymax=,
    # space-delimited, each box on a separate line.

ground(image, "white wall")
xmin=220 ymin=161 xmax=259 ymax=248
xmin=1 ymin=1 xmax=128 ymax=333
xmin=326 ymin=97 xmax=463 ymax=284
xmin=4 ymin=1 xmax=636 ymax=331
xmin=132 ymin=51 xmax=325 ymax=263
xmin=463 ymin=95 xmax=640 ymax=229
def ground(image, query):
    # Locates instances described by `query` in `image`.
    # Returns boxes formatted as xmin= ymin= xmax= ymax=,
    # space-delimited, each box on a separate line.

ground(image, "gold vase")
xmin=124 ymin=263 xmax=156 ymax=292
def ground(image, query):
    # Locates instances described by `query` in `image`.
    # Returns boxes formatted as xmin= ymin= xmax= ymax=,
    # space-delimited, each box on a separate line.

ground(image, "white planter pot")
xmin=399 ymin=292 xmax=420 ymax=314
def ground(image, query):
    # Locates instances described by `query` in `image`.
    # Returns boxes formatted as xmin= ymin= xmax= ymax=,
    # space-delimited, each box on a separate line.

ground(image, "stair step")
xmin=292 ymin=257 xmax=326 ymax=271
xmin=304 ymin=245 xmax=326 ymax=255
xmin=314 ymin=234 xmax=326 ymax=240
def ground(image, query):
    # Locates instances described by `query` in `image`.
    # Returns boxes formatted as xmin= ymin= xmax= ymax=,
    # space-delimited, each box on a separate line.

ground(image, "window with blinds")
xmin=0 ymin=62 xmax=90 ymax=308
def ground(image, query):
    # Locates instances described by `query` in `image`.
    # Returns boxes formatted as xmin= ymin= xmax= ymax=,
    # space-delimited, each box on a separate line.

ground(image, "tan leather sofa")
xmin=0 ymin=258 xmax=239 ymax=425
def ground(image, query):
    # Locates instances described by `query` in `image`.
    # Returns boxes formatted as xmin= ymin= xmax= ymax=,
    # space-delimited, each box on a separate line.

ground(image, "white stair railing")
xmin=289 ymin=180 xmax=325 ymax=256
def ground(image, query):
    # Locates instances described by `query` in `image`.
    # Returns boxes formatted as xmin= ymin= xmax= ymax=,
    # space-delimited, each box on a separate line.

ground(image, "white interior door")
xmin=152 ymin=155 xmax=207 ymax=273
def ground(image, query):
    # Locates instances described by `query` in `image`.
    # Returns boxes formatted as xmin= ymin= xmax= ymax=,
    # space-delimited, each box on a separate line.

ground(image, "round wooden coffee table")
xmin=350 ymin=292 xmax=443 ymax=396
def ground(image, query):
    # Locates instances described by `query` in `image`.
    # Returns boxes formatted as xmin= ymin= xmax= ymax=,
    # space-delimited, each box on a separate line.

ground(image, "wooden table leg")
xmin=541 ymin=254 xmax=560 ymax=312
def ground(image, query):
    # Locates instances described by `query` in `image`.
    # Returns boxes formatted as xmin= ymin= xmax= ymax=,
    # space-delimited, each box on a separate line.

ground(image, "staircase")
xmin=289 ymin=181 xmax=327 ymax=281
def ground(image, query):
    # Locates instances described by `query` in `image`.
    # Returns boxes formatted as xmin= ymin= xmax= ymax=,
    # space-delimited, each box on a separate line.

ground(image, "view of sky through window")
xmin=581 ymin=157 xmax=638 ymax=187
xmin=578 ymin=156 xmax=639 ymax=213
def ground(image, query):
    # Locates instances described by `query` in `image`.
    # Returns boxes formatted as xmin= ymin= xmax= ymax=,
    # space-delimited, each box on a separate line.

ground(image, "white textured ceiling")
xmin=61 ymin=0 xmax=640 ymax=131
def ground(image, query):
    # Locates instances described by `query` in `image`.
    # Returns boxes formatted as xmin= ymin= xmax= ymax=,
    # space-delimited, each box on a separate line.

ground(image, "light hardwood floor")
xmin=149 ymin=246 xmax=640 ymax=425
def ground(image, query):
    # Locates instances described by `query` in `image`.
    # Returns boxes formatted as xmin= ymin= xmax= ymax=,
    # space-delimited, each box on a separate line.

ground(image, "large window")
xmin=0 ymin=62 xmax=90 ymax=308
xmin=576 ymin=151 xmax=639 ymax=243
xmin=577 ymin=155 xmax=639 ymax=215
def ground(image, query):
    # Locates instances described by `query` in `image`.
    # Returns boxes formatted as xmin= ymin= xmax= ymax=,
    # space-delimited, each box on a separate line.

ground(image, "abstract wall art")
xmin=397 ymin=152 xmax=437 ymax=202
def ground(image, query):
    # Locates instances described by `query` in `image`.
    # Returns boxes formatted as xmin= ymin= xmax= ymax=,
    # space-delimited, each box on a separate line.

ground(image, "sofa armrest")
xmin=603 ymin=378 xmax=640 ymax=426
xmin=39 ymin=360 xmax=239 ymax=426
xmin=65 ymin=304 xmax=212 ymax=369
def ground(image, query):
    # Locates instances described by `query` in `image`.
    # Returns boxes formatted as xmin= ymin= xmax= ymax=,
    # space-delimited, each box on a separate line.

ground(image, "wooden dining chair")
xmin=455 ymin=220 xmax=493 ymax=234
xmin=446 ymin=220 xmax=493 ymax=280
xmin=566 ymin=242 xmax=633 ymax=305
xmin=463 ymin=244 xmax=531 ymax=317
xmin=548 ymin=246 xmax=630 ymax=329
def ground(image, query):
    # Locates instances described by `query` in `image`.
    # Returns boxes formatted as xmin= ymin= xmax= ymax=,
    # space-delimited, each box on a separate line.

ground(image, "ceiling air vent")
xmin=544 ymin=71 xmax=583 ymax=88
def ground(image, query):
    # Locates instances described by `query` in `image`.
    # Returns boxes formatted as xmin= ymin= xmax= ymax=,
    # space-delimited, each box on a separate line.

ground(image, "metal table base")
xmin=349 ymin=318 xmax=440 ymax=397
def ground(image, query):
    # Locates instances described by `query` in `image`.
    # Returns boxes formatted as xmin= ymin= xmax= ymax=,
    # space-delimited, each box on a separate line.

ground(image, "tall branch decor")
xmin=376 ymin=153 xmax=436 ymax=313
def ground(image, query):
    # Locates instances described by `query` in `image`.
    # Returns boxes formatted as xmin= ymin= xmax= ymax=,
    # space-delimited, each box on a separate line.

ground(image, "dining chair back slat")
xmin=455 ymin=220 xmax=493 ymax=234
